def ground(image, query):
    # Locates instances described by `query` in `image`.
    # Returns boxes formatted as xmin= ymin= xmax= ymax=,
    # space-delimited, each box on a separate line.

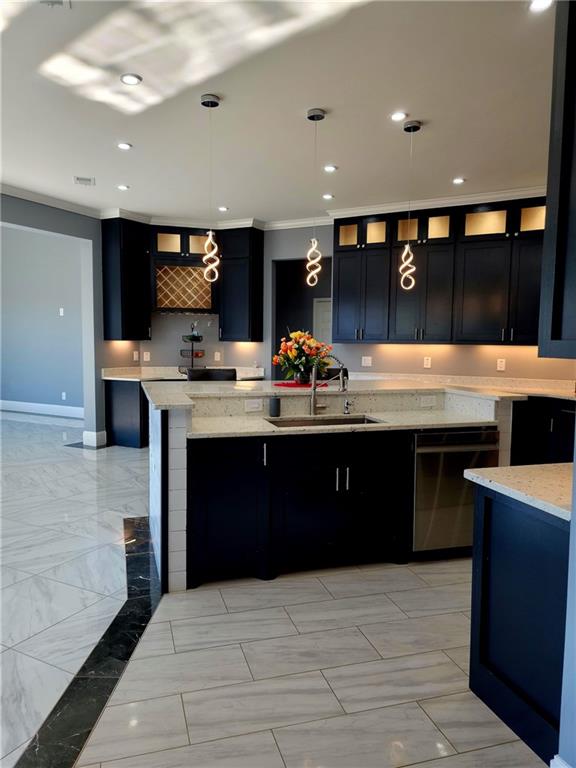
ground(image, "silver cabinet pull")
xmin=550 ymin=418 xmax=554 ymax=433
xmin=501 ymin=328 xmax=505 ymax=342
xmin=346 ymin=467 xmax=350 ymax=491
xmin=360 ymin=328 xmax=364 ymax=340
xmin=335 ymin=467 xmax=340 ymax=492
xmin=420 ymin=328 xmax=424 ymax=341
xmin=219 ymin=327 xmax=222 ymax=340
xmin=355 ymin=328 xmax=359 ymax=341
xmin=414 ymin=328 xmax=418 ymax=341
xmin=510 ymin=327 xmax=514 ymax=341
xmin=263 ymin=443 xmax=267 ymax=466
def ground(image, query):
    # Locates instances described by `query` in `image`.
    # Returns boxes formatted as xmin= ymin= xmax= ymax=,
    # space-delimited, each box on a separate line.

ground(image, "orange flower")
xmin=272 ymin=355 xmax=280 ymax=365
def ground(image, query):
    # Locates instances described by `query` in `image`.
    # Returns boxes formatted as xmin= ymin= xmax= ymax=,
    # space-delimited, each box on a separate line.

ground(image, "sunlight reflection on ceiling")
xmin=0 ymin=2 xmax=27 ymax=33
xmin=39 ymin=1 xmax=367 ymax=114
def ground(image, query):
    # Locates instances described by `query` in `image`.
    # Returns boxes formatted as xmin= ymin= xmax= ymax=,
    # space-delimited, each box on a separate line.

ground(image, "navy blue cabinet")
xmin=511 ymin=397 xmax=575 ymax=466
xmin=102 ymin=218 xmax=151 ymax=341
xmin=105 ymin=380 xmax=149 ymax=448
xmin=218 ymin=228 xmax=263 ymax=341
xmin=332 ymin=249 xmax=390 ymax=343
xmin=389 ymin=244 xmax=454 ymax=342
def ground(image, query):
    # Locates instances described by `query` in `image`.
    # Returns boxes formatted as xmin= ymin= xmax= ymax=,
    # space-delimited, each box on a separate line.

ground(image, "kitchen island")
xmin=142 ymin=378 xmax=523 ymax=592
xmin=464 ymin=463 xmax=573 ymax=765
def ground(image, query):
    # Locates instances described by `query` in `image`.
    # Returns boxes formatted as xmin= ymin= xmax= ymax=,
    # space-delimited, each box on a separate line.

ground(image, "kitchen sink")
xmin=265 ymin=415 xmax=383 ymax=428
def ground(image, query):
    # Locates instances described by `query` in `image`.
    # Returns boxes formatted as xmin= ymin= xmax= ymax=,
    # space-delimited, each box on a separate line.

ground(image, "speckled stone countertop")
xmin=464 ymin=463 xmax=574 ymax=521
xmin=102 ymin=366 xmax=265 ymax=382
xmin=141 ymin=379 xmax=524 ymax=409
xmin=186 ymin=410 xmax=498 ymax=439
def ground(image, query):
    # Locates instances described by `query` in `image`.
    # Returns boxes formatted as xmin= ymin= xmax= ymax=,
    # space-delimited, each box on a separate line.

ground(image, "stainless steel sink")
xmin=265 ymin=415 xmax=383 ymax=428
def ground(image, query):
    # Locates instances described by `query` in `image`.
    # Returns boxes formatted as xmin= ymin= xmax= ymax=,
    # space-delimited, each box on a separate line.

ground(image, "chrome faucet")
xmin=310 ymin=356 xmax=348 ymax=416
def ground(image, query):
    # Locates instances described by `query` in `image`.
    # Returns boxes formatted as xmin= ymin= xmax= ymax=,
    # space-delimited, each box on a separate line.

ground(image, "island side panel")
xmin=167 ymin=409 xmax=189 ymax=591
xmin=470 ymin=487 xmax=570 ymax=764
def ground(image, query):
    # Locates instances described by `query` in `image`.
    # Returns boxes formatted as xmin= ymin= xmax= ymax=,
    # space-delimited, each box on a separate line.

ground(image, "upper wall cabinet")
xmin=152 ymin=226 xmax=207 ymax=258
xmin=218 ymin=228 xmax=264 ymax=341
xmin=102 ymin=218 xmax=151 ymax=341
xmin=539 ymin=1 xmax=576 ymax=359
xmin=335 ymin=215 xmax=389 ymax=251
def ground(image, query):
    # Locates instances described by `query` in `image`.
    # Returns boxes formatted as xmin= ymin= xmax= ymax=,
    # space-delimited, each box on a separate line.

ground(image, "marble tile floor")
xmin=75 ymin=558 xmax=545 ymax=768
xmin=0 ymin=413 xmax=150 ymax=765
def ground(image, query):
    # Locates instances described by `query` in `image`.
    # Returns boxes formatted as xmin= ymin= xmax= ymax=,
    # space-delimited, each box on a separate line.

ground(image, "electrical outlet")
xmin=62 ymin=432 xmax=67 ymax=441
xmin=133 ymin=350 xmax=140 ymax=362
xmin=420 ymin=395 xmax=437 ymax=408
xmin=423 ymin=356 xmax=432 ymax=369
xmin=497 ymin=358 xmax=506 ymax=372
xmin=361 ymin=356 xmax=372 ymax=367
xmin=214 ymin=351 xmax=222 ymax=362
xmin=61 ymin=391 xmax=67 ymax=401
xmin=244 ymin=398 xmax=263 ymax=413
xmin=143 ymin=351 xmax=151 ymax=362
xmin=59 ymin=307 xmax=64 ymax=317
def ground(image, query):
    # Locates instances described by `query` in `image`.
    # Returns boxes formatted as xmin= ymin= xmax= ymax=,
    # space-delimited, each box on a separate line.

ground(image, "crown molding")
xmin=263 ymin=217 xmax=333 ymax=231
xmin=327 ymin=186 xmax=546 ymax=219
xmin=100 ymin=207 xmax=152 ymax=224
xmin=149 ymin=215 xmax=258 ymax=230
xmin=1 ymin=184 xmax=102 ymax=219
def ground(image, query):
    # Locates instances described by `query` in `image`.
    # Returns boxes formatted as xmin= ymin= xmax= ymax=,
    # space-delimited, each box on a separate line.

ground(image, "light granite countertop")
xmin=102 ymin=366 xmax=265 ymax=382
xmin=141 ymin=379 xmax=524 ymax=409
xmin=187 ymin=411 xmax=498 ymax=439
xmin=464 ymin=463 xmax=574 ymax=521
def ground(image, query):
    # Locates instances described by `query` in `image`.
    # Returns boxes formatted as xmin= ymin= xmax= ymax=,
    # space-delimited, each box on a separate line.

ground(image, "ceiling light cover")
xmin=529 ymin=0 xmax=553 ymax=11
xmin=120 ymin=73 xmax=142 ymax=85
xmin=452 ymin=177 xmax=465 ymax=185
xmin=324 ymin=164 xmax=337 ymax=173
xmin=322 ymin=193 xmax=334 ymax=200
xmin=218 ymin=206 xmax=228 ymax=212
xmin=117 ymin=184 xmax=130 ymax=191
xmin=117 ymin=142 xmax=133 ymax=150
xmin=391 ymin=111 xmax=407 ymax=122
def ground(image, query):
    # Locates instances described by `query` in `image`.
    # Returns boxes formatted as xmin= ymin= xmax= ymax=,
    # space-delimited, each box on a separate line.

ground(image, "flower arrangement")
xmin=272 ymin=331 xmax=332 ymax=382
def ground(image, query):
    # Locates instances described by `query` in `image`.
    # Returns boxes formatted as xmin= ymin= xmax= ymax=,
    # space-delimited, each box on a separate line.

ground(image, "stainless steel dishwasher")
xmin=413 ymin=429 xmax=499 ymax=551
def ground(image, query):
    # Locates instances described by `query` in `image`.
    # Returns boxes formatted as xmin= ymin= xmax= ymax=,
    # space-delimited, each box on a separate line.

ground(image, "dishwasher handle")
xmin=416 ymin=444 xmax=499 ymax=454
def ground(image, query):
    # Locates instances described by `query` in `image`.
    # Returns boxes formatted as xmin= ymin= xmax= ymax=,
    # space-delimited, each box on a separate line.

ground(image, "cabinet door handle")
xmin=335 ymin=467 xmax=340 ymax=492
xmin=414 ymin=328 xmax=418 ymax=341
xmin=360 ymin=328 xmax=364 ymax=340
xmin=550 ymin=418 xmax=554 ymax=433
xmin=355 ymin=328 xmax=359 ymax=340
xmin=219 ymin=327 xmax=222 ymax=340
xmin=263 ymin=443 xmax=267 ymax=466
xmin=510 ymin=327 xmax=514 ymax=341
xmin=346 ymin=466 xmax=350 ymax=491
xmin=501 ymin=328 xmax=505 ymax=342
xmin=420 ymin=328 xmax=424 ymax=341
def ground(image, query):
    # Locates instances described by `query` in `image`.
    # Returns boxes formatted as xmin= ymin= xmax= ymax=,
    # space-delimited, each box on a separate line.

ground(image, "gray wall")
xmin=0 ymin=194 xmax=139 ymax=432
xmin=1 ymin=225 xmax=83 ymax=407
xmin=263 ymin=225 xmax=576 ymax=381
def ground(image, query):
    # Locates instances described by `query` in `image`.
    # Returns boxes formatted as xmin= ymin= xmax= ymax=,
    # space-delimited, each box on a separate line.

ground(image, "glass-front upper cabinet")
xmin=462 ymin=205 xmax=509 ymax=240
xmin=334 ymin=216 xmax=389 ymax=250
xmin=423 ymin=211 xmax=453 ymax=243
xmin=153 ymin=227 xmax=209 ymax=257
xmin=513 ymin=200 xmax=546 ymax=239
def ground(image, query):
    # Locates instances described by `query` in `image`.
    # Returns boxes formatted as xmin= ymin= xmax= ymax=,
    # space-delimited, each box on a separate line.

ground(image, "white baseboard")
xmin=0 ymin=400 xmax=84 ymax=419
xmin=551 ymin=757 xmax=574 ymax=768
xmin=83 ymin=430 xmax=107 ymax=448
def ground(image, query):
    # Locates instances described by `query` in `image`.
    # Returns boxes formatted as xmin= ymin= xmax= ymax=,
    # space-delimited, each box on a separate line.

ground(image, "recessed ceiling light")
xmin=117 ymin=142 xmax=133 ymax=151
xmin=117 ymin=184 xmax=130 ymax=191
xmin=218 ymin=206 xmax=228 ymax=212
xmin=452 ymin=177 xmax=465 ymax=185
xmin=323 ymin=164 xmax=338 ymax=173
xmin=391 ymin=111 xmax=407 ymax=122
xmin=322 ymin=193 xmax=334 ymax=200
xmin=529 ymin=0 xmax=553 ymax=11
xmin=120 ymin=73 xmax=142 ymax=86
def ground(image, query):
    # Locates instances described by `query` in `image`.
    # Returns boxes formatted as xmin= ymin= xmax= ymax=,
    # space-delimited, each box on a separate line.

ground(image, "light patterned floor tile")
xmin=150 ymin=590 xmax=227 ymax=623
xmin=444 ymin=645 xmax=471 ymax=674
xmin=406 ymin=740 xmax=545 ymax=767
xmin=387 ymin=582 xmax=471 ymax=617
xmin=131 ymin=621 xmax=175 ymax=660
xmin=221 ymin=579 xmax=332 ymax=613
xmin=286 ymin=592 xmax=404 ymax=632
xmin=359 ymin=613 xmax=471 ymax=658
xmin=319 ymin=566 xmax=427 ymax=598
xmin=409 ymin=559 xmax=472 ymax=586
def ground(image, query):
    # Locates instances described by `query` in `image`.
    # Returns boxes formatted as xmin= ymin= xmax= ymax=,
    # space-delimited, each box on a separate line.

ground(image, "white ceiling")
xmin=1 ymin=1 xmax=554 ymax=226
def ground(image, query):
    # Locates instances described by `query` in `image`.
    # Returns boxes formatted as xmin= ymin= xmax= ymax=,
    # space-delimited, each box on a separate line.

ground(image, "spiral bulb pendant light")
xmin=305 ymin=108 xmax=326 ymax=287
xmin=399 ymin=119 xmax=422 ymax=292
xmin=399 ymin=243 xmax=416 ymax=290
xmin=306 ymin=237 xmax=322 ymax=287
xmin=203 ymin=230 xmax=220 ymax=283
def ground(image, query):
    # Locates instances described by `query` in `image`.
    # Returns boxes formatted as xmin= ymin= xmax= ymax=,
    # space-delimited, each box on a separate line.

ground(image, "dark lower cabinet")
xmin=186 ymin=431 xmax=415 ymax=586
xmin=186 ymin=438 xmax=271 ymax=587
xmin=105 ymin=381 xmax=149 ymax=448
xmin=470 ymin=486 xmax=569 ymax=764
xmin=511 ymin=397 xmax=575 ymax=466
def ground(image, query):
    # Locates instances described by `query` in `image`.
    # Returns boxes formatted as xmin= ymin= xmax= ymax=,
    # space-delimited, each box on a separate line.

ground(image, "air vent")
xmin=73 ymin=176 xmax=95 ymax=186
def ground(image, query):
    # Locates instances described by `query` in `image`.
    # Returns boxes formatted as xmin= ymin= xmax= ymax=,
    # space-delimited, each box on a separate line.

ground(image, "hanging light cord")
xmin=407 ymin=129 xmax=414 ymax=241
xmin=208 ymin=107 xmax=213 ymax=221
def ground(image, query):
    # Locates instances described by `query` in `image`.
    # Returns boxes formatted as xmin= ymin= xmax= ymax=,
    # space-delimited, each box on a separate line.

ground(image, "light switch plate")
xmin=133 ymin=350 xmax=140 ymax=362
xmin=143 ymin=351 xmax=151 ymax=362
xmin=423 ymin=356 xmax=432 ymax=369
xmin=214 ymin=351 xmax=222 ymax=362
xmin=420 ymin=395 xmax=437 ymax=408
xmin=59 ymin=307 xmax=64 ymax=316
xmin=361 ymin=356 xmax=372 ymax=367
xmin=497 ymin=358 xmax=506 ymax=371
xmin=245 ymin=398 xmax=263 ymax=413
xmin=61 ymin=392 xmax=67 ymax=401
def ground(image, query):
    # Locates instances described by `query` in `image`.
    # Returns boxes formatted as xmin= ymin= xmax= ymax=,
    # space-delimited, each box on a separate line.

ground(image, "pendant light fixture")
xmin=305 ymin=107 xmax=326 ymax=287
xmin=201 ymin=93 xmax=221 ymax=283
xmin=399 ymin=119 xmax=422 ymax=291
